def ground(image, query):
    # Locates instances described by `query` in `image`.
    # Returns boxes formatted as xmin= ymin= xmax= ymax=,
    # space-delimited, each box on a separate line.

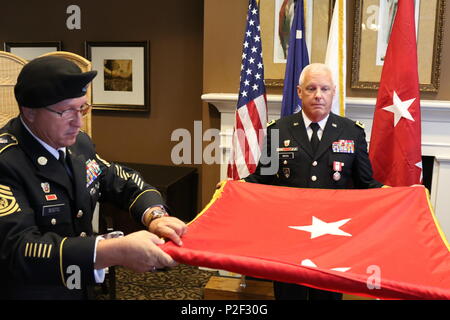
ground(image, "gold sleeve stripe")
xmin=115 ymin=165 xmax=121 ymax=178
xmin=59 ymin=238 xmax=67 ymax=287
xmin=47 ymin=244 xmax=52 ymax=258
xmin=33 ymin=243 xmax=37 ymax=257
xmin=24 ymin=243 xmax=52 ymax=259
xmin=116 ymin=164 xmax=131 ymax=180
xmin=37 ymin=243 xmax=42 ymax=258
xmin=96 ymin=154 xmax=111 ymax=167
xmin=122 ymin=167 xmax=130 ymax=180
xmin=25 ymin=243 xmax=34 ymax=257
xmin=115 ymin=165 xmax=124 ymax=180
xmin=118 ymin=165 xmax=124 ymax=179
xmin=131 ymin=174 xmax=143 ymax=189
xmin=129 ymin=189 xmax=162 ymax=212
xmin=42 ymin=244 xmax=47 ymax=258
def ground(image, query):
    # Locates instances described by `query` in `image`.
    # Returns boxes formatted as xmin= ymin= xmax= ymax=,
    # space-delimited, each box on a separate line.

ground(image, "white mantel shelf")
xmin=202 ymin=93 xmax=450 ymax=122
xmin=202 ymin=93 xmax=450 ymax=239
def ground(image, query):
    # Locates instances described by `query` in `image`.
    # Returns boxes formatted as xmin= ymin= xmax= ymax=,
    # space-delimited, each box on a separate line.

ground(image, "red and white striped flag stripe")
xmin=227 ymin=0 xmax=267 ymax=180
xmin=228 ymin=94 xmax=267 ymax=179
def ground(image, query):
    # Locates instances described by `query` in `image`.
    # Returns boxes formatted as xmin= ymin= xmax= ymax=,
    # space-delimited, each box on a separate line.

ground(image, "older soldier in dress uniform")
xmin=244 ymin=63 xmax=385 ymax=300
xmin=0 ymin=56 xmax=187 ymax=299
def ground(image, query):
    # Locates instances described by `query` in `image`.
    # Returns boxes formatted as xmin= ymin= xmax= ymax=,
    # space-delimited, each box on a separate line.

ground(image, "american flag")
xmin=227 ymin=0 xmax=267 ymax=180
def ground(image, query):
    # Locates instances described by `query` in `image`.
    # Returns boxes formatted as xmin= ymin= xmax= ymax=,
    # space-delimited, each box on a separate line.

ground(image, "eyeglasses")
xmin=45 ymin=103 xmax=92 ymax=121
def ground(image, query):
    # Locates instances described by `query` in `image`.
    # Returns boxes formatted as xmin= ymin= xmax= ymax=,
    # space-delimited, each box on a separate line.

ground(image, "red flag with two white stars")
xmin=369 ymin=0 xmax=422 ymax=186
xmin=162 ymin=181 xmax=450 ymax=299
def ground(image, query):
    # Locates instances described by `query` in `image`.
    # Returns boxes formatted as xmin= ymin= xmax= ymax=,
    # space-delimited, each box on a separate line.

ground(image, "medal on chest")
xmin=332 ymin=161 xmax=344 ymax=181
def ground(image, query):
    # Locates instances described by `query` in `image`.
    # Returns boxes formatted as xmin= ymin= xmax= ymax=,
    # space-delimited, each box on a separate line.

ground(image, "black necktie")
xmin=58 ymin=150 xmax=72 ymax=178
xmin=310 ymin=123 xmax=320 ymax=153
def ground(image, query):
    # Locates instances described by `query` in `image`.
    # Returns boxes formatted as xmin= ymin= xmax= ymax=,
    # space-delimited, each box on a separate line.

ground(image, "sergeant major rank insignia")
xmin=0 ymin=184 xmax=21 ymax=217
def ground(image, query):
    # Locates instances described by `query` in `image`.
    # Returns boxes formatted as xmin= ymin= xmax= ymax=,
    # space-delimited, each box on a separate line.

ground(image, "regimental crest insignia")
xmin=41 ymin=182 xmax=51 ymax=193
xmin=0 ymin=184 xmax=21 ymax=217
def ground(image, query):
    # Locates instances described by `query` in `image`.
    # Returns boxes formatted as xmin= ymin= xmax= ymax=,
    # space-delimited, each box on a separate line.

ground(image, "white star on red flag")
xmin=416 ymin=161 xmax=423 ymax=182
xmin=382 ymin=91 xmax=416 ymax=126
xmin=369 ymin=0 xmax=422 ymax=187
xmin=162 ymin=181 xmax=450 ymax=299
xmin=301 ymin=259 xmax=351 ymax=273
xmin=289 ymin=216 xmax=352 ymax=239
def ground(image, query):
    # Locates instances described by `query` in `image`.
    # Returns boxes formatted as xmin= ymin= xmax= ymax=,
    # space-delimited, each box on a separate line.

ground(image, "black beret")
xmin=14 ymin=56 xmax=97 ymax=108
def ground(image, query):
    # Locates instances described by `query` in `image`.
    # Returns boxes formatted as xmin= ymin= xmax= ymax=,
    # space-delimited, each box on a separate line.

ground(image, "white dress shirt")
xmin=301 ymin=110 xmax=329 ymax=142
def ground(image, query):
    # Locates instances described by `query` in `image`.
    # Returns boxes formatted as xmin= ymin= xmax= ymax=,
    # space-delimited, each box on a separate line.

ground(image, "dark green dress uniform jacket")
xmin=0 ymin=117 xmax=165 ymax=299
xmin=245 ymin=112 xmax=383 ymax=189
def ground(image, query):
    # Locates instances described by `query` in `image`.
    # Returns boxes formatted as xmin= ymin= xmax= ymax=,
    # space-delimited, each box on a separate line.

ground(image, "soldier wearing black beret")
xmin=0 ymin=56 xmax=187 ymax=299
xmin=244 ymin=63 xmax=385 ymax=300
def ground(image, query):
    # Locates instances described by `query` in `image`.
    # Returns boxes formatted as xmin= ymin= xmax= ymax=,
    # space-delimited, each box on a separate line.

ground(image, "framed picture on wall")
xmin=85 ymin=41 xmax=149 ymax=112
xmin=4 ymin=41 xmax=61 ymax=61
xmin=351 ymin=0 xmax=445 ymax=92
xmin=260 ymin=0 xmax=333 ymax=87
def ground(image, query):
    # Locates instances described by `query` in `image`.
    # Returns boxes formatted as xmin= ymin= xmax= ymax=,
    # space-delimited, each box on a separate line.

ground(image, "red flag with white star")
xmin=162 ymin=181 xmax=450 ymax=300
xmin=369 ymin=0 xmax=422 ymax=186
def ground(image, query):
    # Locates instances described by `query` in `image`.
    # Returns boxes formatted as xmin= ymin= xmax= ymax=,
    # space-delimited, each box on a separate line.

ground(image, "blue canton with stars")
xmin=237 ymin=0 xmax=266 ymax=109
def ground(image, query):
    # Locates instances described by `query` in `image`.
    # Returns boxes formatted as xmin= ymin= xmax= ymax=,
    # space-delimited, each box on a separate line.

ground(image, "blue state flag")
xmin=280 ymin=0 xmax=309 ymax=117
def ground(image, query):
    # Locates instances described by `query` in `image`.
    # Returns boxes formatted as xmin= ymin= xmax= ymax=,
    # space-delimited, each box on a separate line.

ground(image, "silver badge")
xmin=333 ymin=171 xmax=341 ymax=181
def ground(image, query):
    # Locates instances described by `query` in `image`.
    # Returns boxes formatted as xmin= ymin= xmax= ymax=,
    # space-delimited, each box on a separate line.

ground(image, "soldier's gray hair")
xmin=298 ymin=63 xmax=335 ymax=86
